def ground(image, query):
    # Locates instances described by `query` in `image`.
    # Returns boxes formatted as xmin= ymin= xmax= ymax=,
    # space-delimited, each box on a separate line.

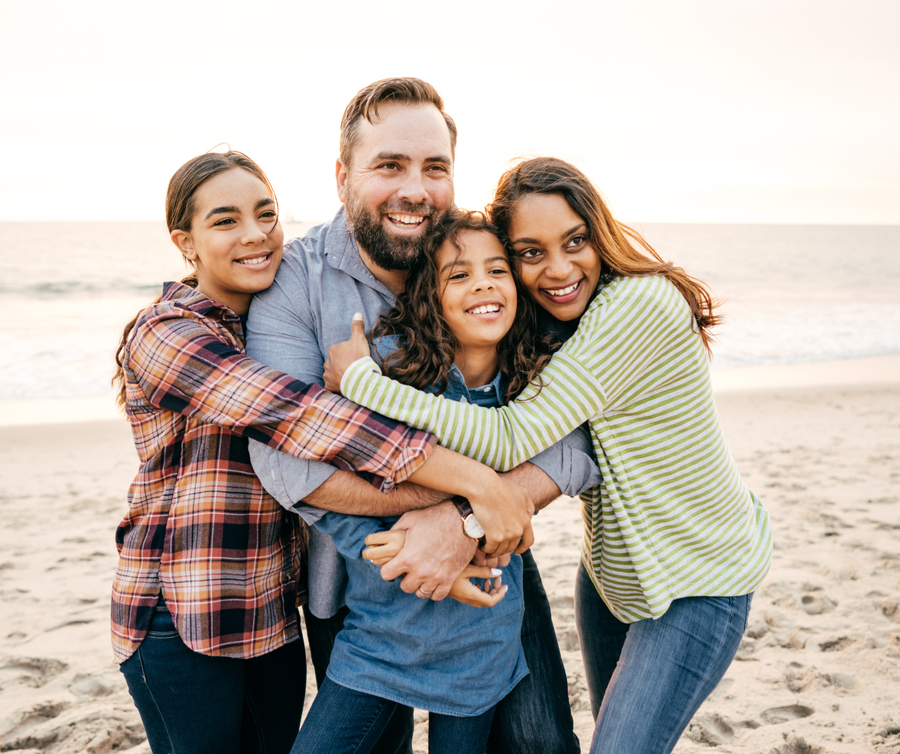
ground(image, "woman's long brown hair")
xmin=487 ymin=157 xmax=722 ymax=355
xmin=372 ymin=210 xmax=559 ymax=403
xmin=112 ymin=151 xmax=276 ymax=410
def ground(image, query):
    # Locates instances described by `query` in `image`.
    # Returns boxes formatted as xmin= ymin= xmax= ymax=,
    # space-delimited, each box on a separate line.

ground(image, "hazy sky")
xmin=2 ymin=0 xmax=898 ymax=224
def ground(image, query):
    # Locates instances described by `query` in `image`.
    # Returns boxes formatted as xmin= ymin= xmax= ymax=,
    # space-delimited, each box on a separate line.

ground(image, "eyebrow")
xmin=204 ymin=197 xmax=274 ymax=220
xmin=511 ymin=223 xmax=586 ymax=245
xmin=374 ymin=151 xmax=452 ymax=166
xmin=440 ymin=255 xmax=509 ymax=274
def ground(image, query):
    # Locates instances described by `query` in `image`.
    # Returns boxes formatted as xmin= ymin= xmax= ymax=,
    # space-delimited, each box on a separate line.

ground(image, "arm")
xmin=128 ymin=305 xmax=433 ymax=486
xmin=330 ymin=278 xmax=681 ymax=470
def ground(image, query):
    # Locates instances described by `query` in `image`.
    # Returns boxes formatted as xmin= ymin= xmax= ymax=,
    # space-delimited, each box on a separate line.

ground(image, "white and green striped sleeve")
xmin=341 ymin=276 xmax=686 ymax=471
xmin=341 ymin=349 xmax=601 ymax=471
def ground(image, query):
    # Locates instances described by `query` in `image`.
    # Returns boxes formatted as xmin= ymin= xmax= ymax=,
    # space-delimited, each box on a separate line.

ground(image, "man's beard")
xmin=345 ymin=192 xmax=438 ymax=272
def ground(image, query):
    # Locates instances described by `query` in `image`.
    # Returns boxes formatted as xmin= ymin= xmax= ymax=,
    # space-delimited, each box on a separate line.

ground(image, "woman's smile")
xmin=507 ymin=193 xmax=602 ymax=322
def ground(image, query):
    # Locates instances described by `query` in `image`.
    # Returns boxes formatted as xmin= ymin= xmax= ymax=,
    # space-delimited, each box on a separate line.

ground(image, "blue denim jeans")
xmin=574 ymin=562 xmax=752 ymax=754
xmin=120 ymin=603 xmax=306 ymax=754
xmin=304 ymin=548 xmax=578 ymax=754
xmin=292 ymin=677 xmax=495 ymax=754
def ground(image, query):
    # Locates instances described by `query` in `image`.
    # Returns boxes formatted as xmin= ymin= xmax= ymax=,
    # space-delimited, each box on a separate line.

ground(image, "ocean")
xmin=1 ymin=221 xmax=898 ymax=402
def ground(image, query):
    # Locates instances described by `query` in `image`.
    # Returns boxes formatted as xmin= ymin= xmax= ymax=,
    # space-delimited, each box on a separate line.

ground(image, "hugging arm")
xmin=332 ymin=284 xmax=679 ymax=469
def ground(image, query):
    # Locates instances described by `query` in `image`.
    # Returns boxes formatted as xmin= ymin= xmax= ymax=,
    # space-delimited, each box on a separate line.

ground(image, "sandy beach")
xmin=1 ymin=358 xmax=898 ymax=753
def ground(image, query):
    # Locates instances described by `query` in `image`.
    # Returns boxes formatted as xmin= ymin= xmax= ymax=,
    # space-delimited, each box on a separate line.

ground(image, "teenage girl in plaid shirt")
xmin=111 ymin=152 xmax=534 ymax=754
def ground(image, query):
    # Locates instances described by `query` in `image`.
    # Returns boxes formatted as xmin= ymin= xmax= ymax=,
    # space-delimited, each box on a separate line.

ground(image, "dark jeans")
xmin=292 ymin=677 xmax=495 ymax=754
xmin=574 ymin=562 xmax=752 ymax=754
xmin=304 ymin=548 xmax=579 ymax=754
xmin=120 ymin=603 xmax=306 ymax=754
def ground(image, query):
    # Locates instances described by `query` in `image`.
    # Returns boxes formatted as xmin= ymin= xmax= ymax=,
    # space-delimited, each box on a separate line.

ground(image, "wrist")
xmin=451 ymin=495 xmax=486 ymax=542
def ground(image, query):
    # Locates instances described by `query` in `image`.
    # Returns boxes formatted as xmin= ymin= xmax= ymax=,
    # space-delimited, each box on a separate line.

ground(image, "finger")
xmin=362 ymin=544 xmax=398 ymax=562
xmin=364 ymin=531 xmax=397 ymax=546
xmin=351 ymin=312 xmax=365 ymax=336
xmin=455 ymin=582 xmax=507 ymax=608
xmin=517 ymin=522 xmax=535 ymax=553
xmin=459 ymin=565 xmax=502 ymax=580
xmin=379 ymin=557 xmax=408 ymax=582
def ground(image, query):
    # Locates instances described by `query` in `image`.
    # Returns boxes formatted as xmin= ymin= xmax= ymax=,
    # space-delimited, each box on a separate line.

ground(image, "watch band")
xmin=451 ymin=495 xmax=473 ymax=519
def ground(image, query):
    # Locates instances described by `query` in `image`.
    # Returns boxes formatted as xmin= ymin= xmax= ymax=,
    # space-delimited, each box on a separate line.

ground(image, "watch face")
xmin=464 ymin=514 xmax=485 ymax=539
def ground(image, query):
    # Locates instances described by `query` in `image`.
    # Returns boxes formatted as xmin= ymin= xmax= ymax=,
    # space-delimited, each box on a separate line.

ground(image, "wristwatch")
xmin=451 ymin=495 xmax=485 ymax=540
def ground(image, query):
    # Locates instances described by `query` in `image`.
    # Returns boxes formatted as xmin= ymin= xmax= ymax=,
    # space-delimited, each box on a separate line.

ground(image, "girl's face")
xmin=437 ymin=230 xmax=517 ymax=353
xmin=507 ymin=193 xmax=602 ymax=322
xmin=171 ymin=167 xmax=283 ymax=314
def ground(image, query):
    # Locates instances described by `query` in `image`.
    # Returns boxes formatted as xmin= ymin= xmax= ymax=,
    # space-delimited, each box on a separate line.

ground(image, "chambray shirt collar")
xmin=323 ymin=206 xmax=397 ymax=301
xmin=372 ymin=334 xmax=505 ymax=406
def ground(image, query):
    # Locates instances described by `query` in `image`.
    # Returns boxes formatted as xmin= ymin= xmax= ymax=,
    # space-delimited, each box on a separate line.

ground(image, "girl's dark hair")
xmin=488 ymin=157 xmax=722 ymax=355
xmin=372 ymin=209 xmax=559 ymax=403
xmin=112 ymin=150 xmax=276 ymax=410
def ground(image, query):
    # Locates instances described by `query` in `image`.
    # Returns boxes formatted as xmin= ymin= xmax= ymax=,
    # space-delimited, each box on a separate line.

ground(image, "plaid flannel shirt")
xmin=111 ymin=282 xmax=435 ymax=663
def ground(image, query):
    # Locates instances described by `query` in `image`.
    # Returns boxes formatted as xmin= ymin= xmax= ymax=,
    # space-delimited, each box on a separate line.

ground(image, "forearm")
xmin=502 ymin=461 xmax=563 ymax=512
xmin=303 ymin=471 xmax=447 ymax=516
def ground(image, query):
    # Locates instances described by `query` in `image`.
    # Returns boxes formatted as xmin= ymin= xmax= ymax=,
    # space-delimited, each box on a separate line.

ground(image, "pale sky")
xmin=2 ymin=0 xmax=898 ymax=224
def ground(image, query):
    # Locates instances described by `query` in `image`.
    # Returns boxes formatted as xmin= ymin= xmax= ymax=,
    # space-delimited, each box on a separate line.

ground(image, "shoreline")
xmin=2 ymin=353 xmax=899 ymax=429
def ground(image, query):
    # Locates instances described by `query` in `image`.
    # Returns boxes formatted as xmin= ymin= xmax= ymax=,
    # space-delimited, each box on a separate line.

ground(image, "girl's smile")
xmin=437 ymin=229 xmax=517 ymax=386
xmin=170 ymin=167 xmax=284 ymax=314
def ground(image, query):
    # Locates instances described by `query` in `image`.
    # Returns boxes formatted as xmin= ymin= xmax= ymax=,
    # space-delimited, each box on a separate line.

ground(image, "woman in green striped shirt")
xmin=325 ymin=157 xmax=772 ymax=754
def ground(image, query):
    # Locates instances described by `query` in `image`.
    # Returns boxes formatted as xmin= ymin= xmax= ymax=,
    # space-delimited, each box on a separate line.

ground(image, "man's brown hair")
xmin=339 ymin=77 xmax=458 ymax=168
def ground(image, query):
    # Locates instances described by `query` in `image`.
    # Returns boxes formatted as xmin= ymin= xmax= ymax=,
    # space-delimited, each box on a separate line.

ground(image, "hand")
xmin=323 ymin=313 xmax=371 ymax=393
xmin=447 ymin=565 xmax=508 ymax=608
xmin=363 ymin=530 xmax=406 ymax=567
xmin=469 ymin=475 xmax=535 ymax=558
xmin=379 ymin=501 xmax=477 ymax=600
xmin=472 ymin=550 xmax=511 ymax=569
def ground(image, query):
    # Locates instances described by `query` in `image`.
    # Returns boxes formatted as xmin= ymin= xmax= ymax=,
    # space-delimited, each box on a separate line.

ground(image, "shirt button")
xmin=460 ymin=396 xmax=468 ymax=403
xmin=285 ymin=572 xmax=293 ymax=580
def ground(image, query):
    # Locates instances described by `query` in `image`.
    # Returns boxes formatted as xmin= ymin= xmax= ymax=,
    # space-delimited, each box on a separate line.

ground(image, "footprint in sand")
xmin=801 ymin=594 xmax=838 ymax=615
xmin=819 ymin=636 xmax=853 ymax=652
xmin=0 ymin=656 xmax=67 ymax=690
xmin=769 ymin=733 xmax=826 ymax=754
xmin=760 ymin=704 xmax=815 ymax=725
xmin=872 ymin=723 xmax=900 ymax=753
xmin=0 ymin=701 xmax=70 ymax=750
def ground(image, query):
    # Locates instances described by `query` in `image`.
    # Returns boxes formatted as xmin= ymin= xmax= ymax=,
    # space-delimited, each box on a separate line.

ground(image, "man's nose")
xmin=396 ymin=169 xmax=428 ymax=205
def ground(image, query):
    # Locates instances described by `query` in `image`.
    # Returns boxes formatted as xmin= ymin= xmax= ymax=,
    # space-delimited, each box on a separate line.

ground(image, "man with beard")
xmin=247 ymin=78 xmax=598 ymax=754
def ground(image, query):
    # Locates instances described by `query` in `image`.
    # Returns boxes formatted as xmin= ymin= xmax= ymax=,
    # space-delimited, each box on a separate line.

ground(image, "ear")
xmin=170 ymin=229 xmax=197 ymax=262
xmin=336 ymin=158 xmax=349 ymax=203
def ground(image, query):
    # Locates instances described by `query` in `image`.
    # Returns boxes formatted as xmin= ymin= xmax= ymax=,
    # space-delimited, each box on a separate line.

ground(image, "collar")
xmin=160 ymin=281 xmax=241 ymax=323
xmin=323 ymin=206 xmax=397 ymax=301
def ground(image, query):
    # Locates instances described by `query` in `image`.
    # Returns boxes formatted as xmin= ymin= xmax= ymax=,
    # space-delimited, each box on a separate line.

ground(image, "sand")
xmin=1 ymin=363 xmax=898 ymax=753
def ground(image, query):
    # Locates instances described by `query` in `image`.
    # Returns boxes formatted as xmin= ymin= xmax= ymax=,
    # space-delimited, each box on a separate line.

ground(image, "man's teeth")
xmin=388 ymin=214 xmax=424 ymax=227
xmin=468 ymin=304 xmax=500 ymax=315
xmin=545 ymin=281 xmax=580 ymax=297
xmin=236 ymin=255 xmax=269 ymax=265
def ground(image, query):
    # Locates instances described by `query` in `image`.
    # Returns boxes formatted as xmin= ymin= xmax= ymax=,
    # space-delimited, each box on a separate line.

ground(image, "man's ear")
xmin=336 ymin=159 xmax=349 ymax=203
xmin=171 ymin=229 xmax=197 ymax=262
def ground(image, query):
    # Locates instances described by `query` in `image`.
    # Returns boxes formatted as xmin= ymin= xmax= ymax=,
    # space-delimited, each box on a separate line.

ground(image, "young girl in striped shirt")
xmin=326 ymin=157 xmax=773 ymax=754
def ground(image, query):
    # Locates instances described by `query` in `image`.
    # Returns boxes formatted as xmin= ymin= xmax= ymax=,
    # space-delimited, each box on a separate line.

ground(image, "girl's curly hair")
xmin=372 ymin=209 xmax=559 ymax=403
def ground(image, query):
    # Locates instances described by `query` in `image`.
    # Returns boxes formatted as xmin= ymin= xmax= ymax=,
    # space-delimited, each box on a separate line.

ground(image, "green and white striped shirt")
xmin=342 ymin=275 xmax=772 ymax=622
